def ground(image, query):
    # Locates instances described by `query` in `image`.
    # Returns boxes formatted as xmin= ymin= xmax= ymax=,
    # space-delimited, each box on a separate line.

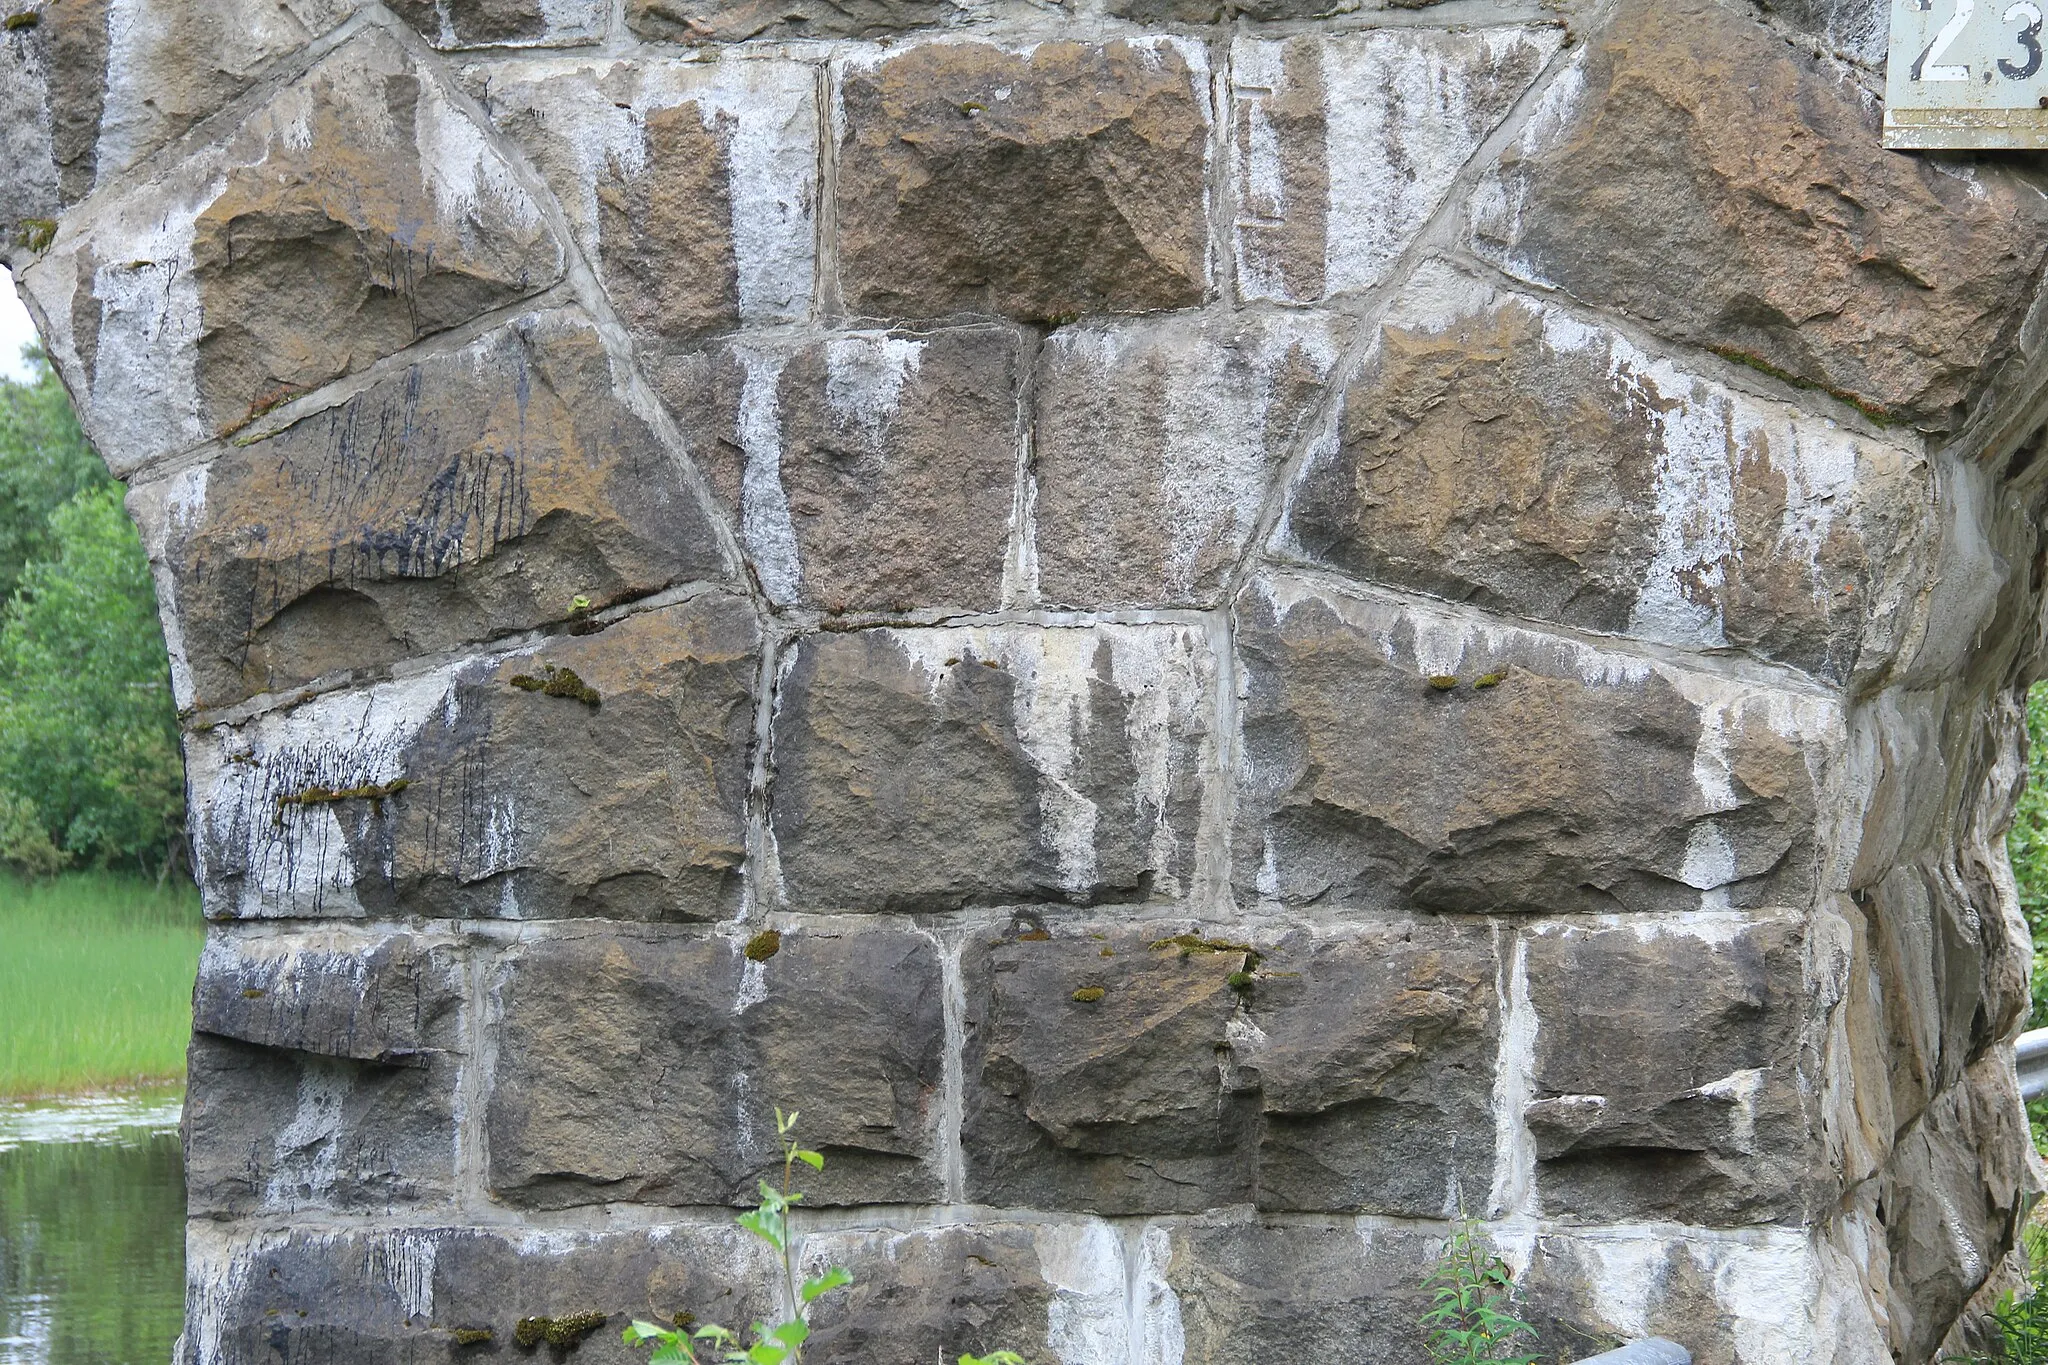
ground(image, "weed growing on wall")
xmin=623 ymin=1109 xmax=1021 ymax=1365
xmin=1420 ymin=1220 xmax=1541 ymax=1365
xmin=1946 ymin=1223 xmax=2048 ymax=1364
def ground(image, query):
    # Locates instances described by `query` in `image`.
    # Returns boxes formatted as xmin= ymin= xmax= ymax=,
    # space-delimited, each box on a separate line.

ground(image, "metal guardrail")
xmin=1571 ymin=1341 xmax=1691 ymax=1365
xmin=2019 ymin=1026 xmax=2048 ymax=1101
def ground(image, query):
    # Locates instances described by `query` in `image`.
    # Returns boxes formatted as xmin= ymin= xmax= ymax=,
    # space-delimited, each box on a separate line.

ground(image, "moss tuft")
xmin=514 ymin=1318 xmax=548 ymax=1348
xmin=508 ymin=663 xmax=601 ymax=708
xmin=514 ymin=1312 xmax=606 ymax=1350
xmin=1150 ymin=933 xmax=1253 ymax=958
xmin=1072 ymin=986 xmax=1105 ymax=1003
xmin=3 ymin=10 xmax=40 ymax=28
xmin=272 ymin=778 xmax=409 ymax=826
xmin=743 ymin=929 xmax=782 ymax=962
xmin=1016 ymin=929 xmax=1051 ymax=942
xmin=1705 ymin=344 xmax=1899 ymax=426
xmin=1226 ymin=971 xmax=1256 ymax=995
xmin=1472 ymin=670 xmax=1508 ymax=690
xmin=451 ymin=1327 xmax=494 ymax=1346
xmin=1427 ymin=676 xmax=1459 ymax=692
xmin=14 ymin=217 xmax=55 ymax=251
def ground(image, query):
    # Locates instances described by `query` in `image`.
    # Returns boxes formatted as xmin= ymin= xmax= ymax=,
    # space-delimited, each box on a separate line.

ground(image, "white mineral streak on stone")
xmin=1153 ymin=315 xmax=1338 ymax=597
xmin=193 ymin=669 xmax=452 ymax=918
xmin=481 ymin=57 xmax=816 ymax=321
xmin=937 ymin=935 xmax=967 ymax=1202
xmin=416 ymin=84 xmax=544 ymax=236
xmin=891 ymin=624 xmax=1208 ymax=897
xmin=1323 ymin=30 xmax=1558 ymax=297
xmin=532 ymin=0 xmax=605 ymax=41
xmin=1032 ymin=1222 xmax=1129 ymax=1365
xmin=1468 ymin=48 xmax=1588 ymax=285
xmin=1697 ymin=1067 xmax=1766 ymax=1152
xmin=1488 ymin=930 xmax=1537 ymax=1218
xmin=1231 ymin=38 xmax=1289 ymax=303
xmin=735 ymin=346 xmax=802 ymax=605
xmin=366 ymin=1231 xmax=439 ymax=1320
xmin=1132 ymin=1224 xmax=1185 ymax=1365
xmin=732 ymin=955 xmax=769 ymax=1014
xmin=0 ymin=21 xmax=57 ymax=224
xmin=824 ymin=333 xmax=924 ymax=450
xmin=182 ymin=1226 xmax=279 ymax=1365
xmin=264 ymin=1057 xmax=350 ymax=1209
xmin=130 ymin=463 xmax=209 ymax=708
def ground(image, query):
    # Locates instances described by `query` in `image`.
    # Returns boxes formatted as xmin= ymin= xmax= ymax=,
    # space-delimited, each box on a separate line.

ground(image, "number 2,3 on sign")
xmin=1886 ymin=0 xmax=2048 ymax=147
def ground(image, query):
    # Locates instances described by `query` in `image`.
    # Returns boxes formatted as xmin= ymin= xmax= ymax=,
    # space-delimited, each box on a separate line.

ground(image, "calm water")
xmin=0 ymin=1091 xmax=185 ymax=1365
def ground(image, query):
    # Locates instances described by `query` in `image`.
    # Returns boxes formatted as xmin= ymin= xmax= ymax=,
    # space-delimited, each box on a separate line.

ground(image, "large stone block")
xmin=835 ymin=38 xmax=1211 ymax=322
xmin=770 ymin=623 xmax=1215 ymax=912
xmin=131 ymin=309 xmax=726 ymax=711
xmin=661 ymin=324 xmax=1021 ymax=612
xmin=1470 ymin=0 xmax=2048 ymax=429
xmin=1879 ymin=1056 xmax=2036 ymax=1362
xmin=627 ymin=0 xmax=952 ymax=42
xmin=962 ymin=920 xmax=1498 ymax=1216
xmin=187 ymin=595 xmax=759 ymax=921
xmin=1232 ymin=574 xmax=1836 ymax=917
xmin=1519 ymin=914 xmax=1821 ymax=1225
xmin=1277 ymin=263 xmax=1932 ymax=685
xmin=485 ymin=926 xmax=945 ymax=1208
xmin=19 ymin=27 xmax=564 ymax=474
xmin=1031 ymin=309 xmax=1343 ymax=609
xmin=181 ymin=1222 xmax=781 ymax=1365
xmin=1230 ymin=27 xmax=1560 ymax=304
xmin=389 ymin=0 xmax=602 ymax=47
xmin=476 ymin=56 xmax=816 ymax=346
xmin=184 ymin=926 xmax=467 ymax=1217
xmin=1 ymin=0 xmax=110 ymax=218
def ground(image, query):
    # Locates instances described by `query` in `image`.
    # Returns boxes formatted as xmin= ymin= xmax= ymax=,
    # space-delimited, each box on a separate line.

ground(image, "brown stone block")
xmin=187 ymin=594 xmax=759 ymax=921
xmin=1520 ymin=914 xmax=1823 ymax=1225
xmin=961 ymin=920 xmax=1498 ymax=1216
xmin=835 ymin=39 xmax=1211 ymax=322
xmin=1032 ymin=309 xmax=1344 ymax=609
xmin=135 ymin=309 xmax=726 ymax=710
xmin=1470 ymin=0 xmax=2048 ymax=429
xmin=1280 ymin=263 xmax=1932 ymax=685
xmin=1231 ymin=28 xmax=1559 ymax=304
xmin=478 ymin=56 xmax=817 ymax=347
xmin=663 ymin=324 xmax=1020 ymax=612
xmin=1232 ymin=574 xmax=1834 ymax=917
xmin=192 ymin=926 xmax=465 ymax=1065
xmin=485 ymin=927 xmax=945 ymax=1208
xmin=769 ymin=623 xmax=1215 ymax=913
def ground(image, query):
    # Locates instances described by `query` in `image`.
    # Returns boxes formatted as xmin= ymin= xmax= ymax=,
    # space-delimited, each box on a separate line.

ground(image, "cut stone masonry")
xmin=7 ymin=0 xmax=2048 ymax=1360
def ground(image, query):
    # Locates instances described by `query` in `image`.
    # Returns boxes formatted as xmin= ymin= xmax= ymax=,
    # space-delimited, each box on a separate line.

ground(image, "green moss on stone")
xmin=509 ymin=663 xmax=601 ymax=708
xmin=1072 ymin=986 xmax=1105 ymax=1003
xmin=744 ymin=929 xmax=782 ymax=962
xmin=272 ymin=778 xmax=409 ymax=826
xmin=14 ymin=217 xmax=54 ymax=251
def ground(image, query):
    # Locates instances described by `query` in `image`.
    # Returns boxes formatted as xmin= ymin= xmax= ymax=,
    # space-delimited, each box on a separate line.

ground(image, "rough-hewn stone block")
xmin=1520 ymin=914 xmax=1821 ymax=1225
xmin=835 ymin=38 xmax=1211 ymax=322
xmin=17 ymin=27 xmax=565 ymax=475
xmin=770 ymin=623 xmax=1215 ymax=912
xmin=477 ymin=56 xmax=816 ymax=346
xmin=192 ymin=927 xmax=465 ymax=1065
xmin=185 ymin=928 xmax=467 ymax=1216
xmin=131 ymin=309 xmax=726 ymax=711
xmin=1754 ymin=0 xmax=1888 ymax=64
xmin=485 ymin=927 xmax=945 ymax=1207
xmin=1231 ymin=27 xmax=1559 ymax=304
xmin=1031 ymin=309 xmax=1343 ymax=609
xmin=1232 ymin=574 xmax=1834 ymax=917
xmin=187 ymin=595 xmax=759 ymax=920
xmin=662 ymin=324 xmax=1021 ymax=612
xmin=1278 ymin=263 xmax=1932 ymax=685
xmin=391 ymin=0 xmax=602 ymax=47
xmin=628 ymin=0 xmax=953 ymax=42
xmin=1470 ymin=0 xmax=2048 ymax=429
xmin=962 ymin=920 xmax=1498 ymax=1215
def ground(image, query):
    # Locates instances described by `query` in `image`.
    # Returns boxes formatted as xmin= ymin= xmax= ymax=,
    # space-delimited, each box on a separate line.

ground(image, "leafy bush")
xmin=0 ymin=354 xmax=184 ymax=878
xmin=1421 ymin=1220 xmax=1540 ymax=1365
xmin=623 ymin=1110 xmax=1022 ymax=1365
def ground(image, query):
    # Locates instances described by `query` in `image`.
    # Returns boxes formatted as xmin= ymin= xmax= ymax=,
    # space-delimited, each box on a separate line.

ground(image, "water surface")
xmin=0 ymin=1090 xmax=184 ymax=1365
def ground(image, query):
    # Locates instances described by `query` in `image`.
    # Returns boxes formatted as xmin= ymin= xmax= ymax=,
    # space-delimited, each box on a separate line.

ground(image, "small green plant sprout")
xmin=1420 ymin=1219 xmax=1540 ymax=1365
xmin=570 ymin=593 xmax=592 ymax=613
xmin=622 ymin=1109 xmax=849 ymax=1365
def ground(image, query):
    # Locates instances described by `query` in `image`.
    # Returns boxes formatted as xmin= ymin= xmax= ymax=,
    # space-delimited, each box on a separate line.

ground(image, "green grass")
xmin=0 ymin=871 xmax=202 ymax=1097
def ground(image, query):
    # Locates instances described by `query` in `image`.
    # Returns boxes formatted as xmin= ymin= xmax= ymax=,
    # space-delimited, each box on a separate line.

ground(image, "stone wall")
xmin=6 ymin=0 xmax=2048 ymax=1359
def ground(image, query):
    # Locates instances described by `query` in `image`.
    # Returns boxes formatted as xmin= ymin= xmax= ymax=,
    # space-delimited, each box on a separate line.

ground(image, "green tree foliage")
xmin=2011 ymin=683 xmax=2048 ymax=1010
xmin=0 ymin=352 xmax=184 ymax=877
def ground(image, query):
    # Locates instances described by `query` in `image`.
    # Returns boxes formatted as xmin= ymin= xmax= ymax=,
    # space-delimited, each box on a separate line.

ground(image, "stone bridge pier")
xmin=7 ymin=0 xmax=2048 ymax=1359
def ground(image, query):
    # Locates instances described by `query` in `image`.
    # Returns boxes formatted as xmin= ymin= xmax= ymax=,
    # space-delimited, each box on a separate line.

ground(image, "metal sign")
xmin=1886 ymin=0 xmax=2048 ymax=148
